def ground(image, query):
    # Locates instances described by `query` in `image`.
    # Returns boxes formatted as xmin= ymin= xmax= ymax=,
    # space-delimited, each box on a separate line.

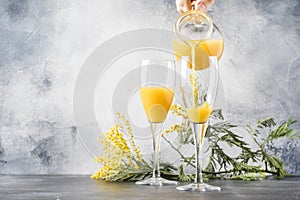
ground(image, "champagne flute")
xmin=176 ymin=56 xmax=221 ymax=192
xmin=136 ymin=59 xmax=177 ymax=186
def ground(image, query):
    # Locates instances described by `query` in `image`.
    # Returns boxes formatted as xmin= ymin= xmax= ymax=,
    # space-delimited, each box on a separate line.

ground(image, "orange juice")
xmin=140 ymin=87 xmax=174 ymax=123
xmin=186 ymin=102 xmax=212 ymax=123
xmin=172 ymin=39 xmax=224 ymax=70
xmin=200 ymin=40 xmax=224 ymax=60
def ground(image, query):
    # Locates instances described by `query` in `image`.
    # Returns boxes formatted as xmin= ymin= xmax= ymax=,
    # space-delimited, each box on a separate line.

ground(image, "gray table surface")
xmin=0 ymin=175 xmax=299 ymax=200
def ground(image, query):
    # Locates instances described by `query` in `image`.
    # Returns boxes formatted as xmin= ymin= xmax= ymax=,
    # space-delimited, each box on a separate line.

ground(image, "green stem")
xmin=203 ymin=169 xmax=277 ymax=175
xmin=162 ymin=135 xmax=196 ymax=168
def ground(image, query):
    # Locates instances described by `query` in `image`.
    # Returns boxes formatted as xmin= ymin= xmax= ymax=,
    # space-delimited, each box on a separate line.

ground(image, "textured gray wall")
xmin=0 ymin=0 xmax=299 ymax=174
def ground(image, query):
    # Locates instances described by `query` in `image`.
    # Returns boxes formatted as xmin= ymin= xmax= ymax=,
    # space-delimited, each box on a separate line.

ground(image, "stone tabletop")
xmin=0 ymin=175 xmax=299 ymax=200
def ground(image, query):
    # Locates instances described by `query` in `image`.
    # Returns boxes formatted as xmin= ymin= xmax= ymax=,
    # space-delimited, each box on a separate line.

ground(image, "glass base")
xmin=135 ymin=177 xmax=177 ymax=186
xmin=176 ymin=183 xmax=221 ymax=192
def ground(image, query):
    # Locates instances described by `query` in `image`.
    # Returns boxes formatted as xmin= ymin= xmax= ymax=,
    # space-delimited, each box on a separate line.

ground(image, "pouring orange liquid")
xmin=172 ymin=39 xmax=224 ymax=70
xmin=182 ymin=41 xmax=216 ymax=124
xmin=140 ymin=87 xmax=174 ymax=123
xmin=173 ymin=38 xmax=223 ymax=122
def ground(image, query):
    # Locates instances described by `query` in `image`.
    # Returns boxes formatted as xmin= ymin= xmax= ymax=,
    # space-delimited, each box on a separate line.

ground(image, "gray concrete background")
xmin=0 ymin=0 xmax=299 ymax=174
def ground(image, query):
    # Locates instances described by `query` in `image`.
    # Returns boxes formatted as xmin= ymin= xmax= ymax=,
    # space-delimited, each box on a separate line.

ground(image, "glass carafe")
xmin=173 ymin=10 xmax=224 ymax=67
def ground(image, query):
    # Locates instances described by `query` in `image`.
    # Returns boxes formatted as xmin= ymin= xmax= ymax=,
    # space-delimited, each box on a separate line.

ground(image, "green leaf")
xmin=267 ymin=118 xmax=299 ymax=141
xmin=229 ymin=172 xmax=266 ymax=181
xmin=262 ymin=152 xmax=285 ymax=178
xmin=246 ymin=124 xmax=260 ymax=138
xmin=160 ymin=162 xmax=177 ymax=172
xmin=220 ymin=129 xmax=249 ymax=148
xmin=178 ymin=165 xmax=192 ymax=182
xmin=257 ymin=117 xmax=276 ymax=129
xmin=210 ymin=109 xmax=224 ymax=120
xmin=209 ymin=121 xmax=237 ymax=134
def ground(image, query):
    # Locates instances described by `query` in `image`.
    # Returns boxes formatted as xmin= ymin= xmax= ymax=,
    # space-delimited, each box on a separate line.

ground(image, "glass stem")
xmin=192 ymin=122 xmax=206 ymax=184
xmin=150 ymin=122 xmax=163 ymax=178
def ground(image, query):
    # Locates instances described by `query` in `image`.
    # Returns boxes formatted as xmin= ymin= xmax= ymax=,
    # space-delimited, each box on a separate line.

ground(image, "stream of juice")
xmin=187 ymin=42 xmax=213 ymax=141
xmin=172 ymin=39 xmax=223 ymax=70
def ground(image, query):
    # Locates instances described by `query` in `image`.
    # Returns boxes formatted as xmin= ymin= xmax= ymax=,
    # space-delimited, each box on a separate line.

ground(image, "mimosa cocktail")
xmin=140 ymin=87 xmax=174 ymax=123
xmin=186 ymin=102 xmax=212 ymax=124
xmin=136 ymin=60 xmax=177 ymax=186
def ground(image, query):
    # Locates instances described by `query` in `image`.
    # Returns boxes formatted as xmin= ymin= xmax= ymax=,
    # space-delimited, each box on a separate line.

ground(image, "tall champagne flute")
xmin=176 ymin=56 xmax=221 ymax=191
xmin=136 ymin=60 xmax=177 ymax=186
